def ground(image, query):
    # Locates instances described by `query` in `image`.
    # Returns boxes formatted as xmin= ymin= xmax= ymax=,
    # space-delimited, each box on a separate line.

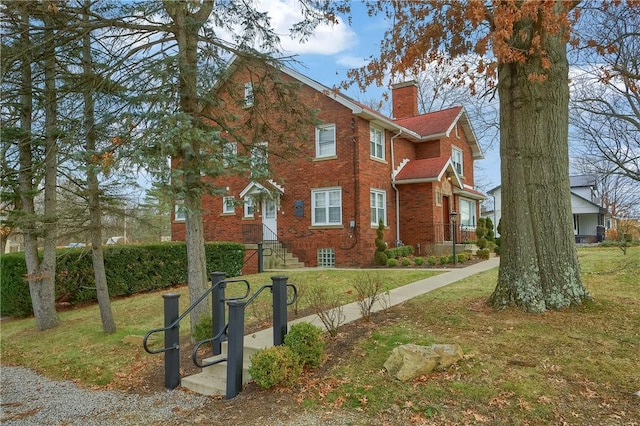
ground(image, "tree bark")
xmin=489 ymin=19 xmax=591 ymax=312
xmin=83 ymin=0 xmax=116 ymax=333
xmin=164 ymin=0 xmax=216 ymax=333
xmin=19 ymin=3 xmax=60 ymax=331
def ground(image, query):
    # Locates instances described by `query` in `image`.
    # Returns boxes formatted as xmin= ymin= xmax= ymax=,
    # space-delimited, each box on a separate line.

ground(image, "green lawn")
xmin=295 ymin=246 xmax=640 ymax=424
xmin=0 ymin=269 xmax=439 ymax=386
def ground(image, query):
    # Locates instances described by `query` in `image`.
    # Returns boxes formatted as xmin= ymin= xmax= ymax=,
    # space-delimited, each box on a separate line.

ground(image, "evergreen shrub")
xmin=0 ymin=242 xmax=244 ymax=316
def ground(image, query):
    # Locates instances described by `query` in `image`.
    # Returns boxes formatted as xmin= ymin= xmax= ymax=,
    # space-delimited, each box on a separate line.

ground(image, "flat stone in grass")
xmin=384 ymin=343 xmax=463 ymax=382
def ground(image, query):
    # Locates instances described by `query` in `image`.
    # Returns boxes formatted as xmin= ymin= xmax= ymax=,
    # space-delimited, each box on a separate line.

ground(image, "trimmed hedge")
xmin=0 ymin=242 xmax=244 ymax=317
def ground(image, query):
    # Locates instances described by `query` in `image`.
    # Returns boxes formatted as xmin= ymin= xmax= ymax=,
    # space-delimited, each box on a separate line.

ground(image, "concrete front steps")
xmin=262 ymin=241 xmax=305 ymax=269
xmin=180 ymin=327 xmax=274 ymax=396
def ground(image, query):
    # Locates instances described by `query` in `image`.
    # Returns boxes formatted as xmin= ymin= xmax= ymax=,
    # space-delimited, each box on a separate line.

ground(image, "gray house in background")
xmin=485 ymin=175 xmax=609 ymax=243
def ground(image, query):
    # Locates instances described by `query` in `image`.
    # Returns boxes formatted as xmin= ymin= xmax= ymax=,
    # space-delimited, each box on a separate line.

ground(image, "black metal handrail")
xmin=142 ymin=277 xmax=250 ymax=355
xmin=144 ymin=272 xmax=298 ymax=400
xmin=242 ymin=223 xmax=289 ymax=266
xmin=431 ymin=223 xmax=477 ymax=243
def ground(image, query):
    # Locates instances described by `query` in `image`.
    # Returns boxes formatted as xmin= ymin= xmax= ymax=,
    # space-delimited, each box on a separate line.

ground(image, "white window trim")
xmin=174 ymin=202 xmax=186 ymax=222
xmin=370 ymin=126 xmax=385 ymax=160
xmin=459 ymin=197 xmax=476 ymax=228
xmin=311 ymin=187 xmax=342 ymax=226
xmin=223 ymin=196 xmax=235 ymax=214
xmin=452 ymin=146 xmax=463 ymax=176
xmin=244 ymin=197 xmax=254 ymax=218
xmin=315 ymin=124 xmax=336 ymax=158
xmin=223 ymin=142 xmax=237 ymax=167
xmin=370 ymin=189 xmax=387 ymax=226
xmin=244 ymin=82 xmax=254 ymax=107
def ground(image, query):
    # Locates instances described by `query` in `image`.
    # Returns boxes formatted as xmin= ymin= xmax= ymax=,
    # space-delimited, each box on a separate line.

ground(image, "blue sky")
xmin=250 ymin=0 xmax=502 ymax=191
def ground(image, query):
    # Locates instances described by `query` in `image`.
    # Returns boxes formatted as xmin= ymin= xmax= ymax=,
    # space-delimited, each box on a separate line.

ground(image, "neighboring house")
xmin=171 ymin=59 xmax=485 ymax=267
xmin=487 ymin=174 xmax=609 ymax=243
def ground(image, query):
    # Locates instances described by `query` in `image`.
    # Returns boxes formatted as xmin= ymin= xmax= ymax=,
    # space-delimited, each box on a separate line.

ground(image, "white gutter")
xmin=390 ymin=129 xmax=403 ymax=246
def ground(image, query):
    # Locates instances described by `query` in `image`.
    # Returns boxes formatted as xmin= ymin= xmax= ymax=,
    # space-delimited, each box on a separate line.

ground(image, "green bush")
xmin=427 ymin=256 xmax=437 ymax=266
xmin=456 ymin=253 xmax=467 ymax=263
xmin=284 ymin=322 xmax=325 ymax=369
xmin=476 ymin=238 xmax=488 ymax=249
xmin=439 ymin=255 xmax=449 ymax=265
xmin=401 ymin=257 xmax=411 ymax=266
xmin=477 ymin=249 xmax=491 ymax=260
xmin=387 ymin=258 xmax=398 ymax=267
xmin=374 ymin=220 xmax=388 ymax=266
xmin=192 ymin=315 xmax=213 ymax=342
xmin=249 ymin=345 xmax=302 ymax=389
xmin=385 ymin=245 xmax=415 ymax=260
xmin=414 ymin=256 xmax=424 ymax=266
xmin=0 ymin=242 xmax=245 ymax=316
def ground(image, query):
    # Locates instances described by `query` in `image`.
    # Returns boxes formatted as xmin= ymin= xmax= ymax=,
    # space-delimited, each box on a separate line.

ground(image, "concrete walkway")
xmin=248 ymin=257 xmax=500 ymax=346
xmin=182 ymin=257 xmax=500 ymax=395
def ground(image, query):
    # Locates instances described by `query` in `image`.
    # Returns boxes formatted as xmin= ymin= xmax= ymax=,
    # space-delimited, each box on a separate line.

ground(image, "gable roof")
xmin=224 ymin=56 xmax=483 ymax=159
xmin=394 ymin=106 xmax=483 ymax=159
xmin=569 ymin=174 xmax=597 ymax=188
xmin=394 ymin=157 xmax=463 ymax=188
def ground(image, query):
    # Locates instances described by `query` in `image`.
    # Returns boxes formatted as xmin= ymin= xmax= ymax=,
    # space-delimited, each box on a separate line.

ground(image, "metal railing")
xmin=431 ymin=223 xmax=477 ymax=244
xmin=143 ymin=272 xmax=297 ymax=399
xmin=242 ymin=223 xmax=289 ymax=267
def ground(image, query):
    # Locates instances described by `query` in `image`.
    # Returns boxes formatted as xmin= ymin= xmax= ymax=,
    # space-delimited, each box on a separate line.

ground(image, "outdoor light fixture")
xmin=450 ymin=210 xmax=458 ymax=265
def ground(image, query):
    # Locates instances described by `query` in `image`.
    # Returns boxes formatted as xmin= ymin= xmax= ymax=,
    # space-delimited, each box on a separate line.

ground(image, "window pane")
xmin=328 ymin=206 xmax=340 ymax=223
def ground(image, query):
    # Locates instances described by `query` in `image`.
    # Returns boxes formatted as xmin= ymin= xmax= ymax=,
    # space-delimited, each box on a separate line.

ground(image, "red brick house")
xmin=171 ymin=59 xmax=485 ymax=268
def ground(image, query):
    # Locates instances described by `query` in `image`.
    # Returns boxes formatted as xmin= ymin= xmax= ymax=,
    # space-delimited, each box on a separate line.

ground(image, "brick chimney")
xmin=391 ymin=80 xmax=418 ymax=119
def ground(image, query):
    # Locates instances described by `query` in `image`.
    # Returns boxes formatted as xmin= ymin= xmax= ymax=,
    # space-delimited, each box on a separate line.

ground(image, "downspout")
xmin=390 ymin=129 xmax=403 ymax=246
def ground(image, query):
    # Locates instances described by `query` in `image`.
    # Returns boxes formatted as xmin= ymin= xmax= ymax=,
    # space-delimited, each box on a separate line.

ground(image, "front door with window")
xmin=263 ymin=198 xmax=278 ymax=241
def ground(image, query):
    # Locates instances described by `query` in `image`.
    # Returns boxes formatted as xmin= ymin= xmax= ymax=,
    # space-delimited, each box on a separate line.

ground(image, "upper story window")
xmin=174 ymin=202 xmax=186 ymax=222
xmin=251 ymin=141 xmax=268 ymax=177
xmin=370 ymin=126 xmax=384 ymax=160
xmin=222 ymin=196 xmax=235 ymax=214
xmin=370 ymin=189 xmax=386 ymax=226
xmin=452 ymin=146 xmax=463 ymax=175
xmin=312 ymin=187 xmax=342 ymax=226
xmin=244 ymin=82 xmax=254 ymax=107
xmin=222 ymin=142 xmax=237 ymax=167
xmin=316 ymin=124 xmax=336 ymax=158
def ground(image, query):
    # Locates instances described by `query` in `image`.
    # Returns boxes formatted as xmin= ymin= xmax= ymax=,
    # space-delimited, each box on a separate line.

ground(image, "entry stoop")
xmin=181 ymin=327 xmax=274 ymax=396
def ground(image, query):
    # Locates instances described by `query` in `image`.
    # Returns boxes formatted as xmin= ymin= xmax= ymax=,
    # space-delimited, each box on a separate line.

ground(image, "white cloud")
xmin=335 ymin=54 xmax=369 ymax=69
xmin=260 ymin=0 xmax=357 ymax=55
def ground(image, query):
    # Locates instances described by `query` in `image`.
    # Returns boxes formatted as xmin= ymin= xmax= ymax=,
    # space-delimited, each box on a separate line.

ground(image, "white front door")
xmin=263 ymin=198 xmax=277 ymax=241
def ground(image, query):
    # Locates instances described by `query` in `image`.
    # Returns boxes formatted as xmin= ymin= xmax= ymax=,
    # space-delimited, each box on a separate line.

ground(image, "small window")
xmin=244 ymin=82 xmax=254 ymax=107
xmin=312 ymin=187 xmax=342 ymax=226
xmin=370 ymin=189 xmax=386 ymax=226
xmin=222 ymin=142 xmax=237 ymax=167
xmin=317 ymin=248 xmax=335 ymax=267
xmin=244 ymin=197 xmax=254 ymax=218
xmin=174 ymin=202 xmax=186 ymax=222
xmin=251 ymin=142 xmax=268 ymax=177
xmin=370 ymin=126 xmax=384 ymax=160
xmin=435 ymin=187 xmax=442 ymax=206
xmin=223 ymin=196 xmax=235 ymax=214
xmin=452 ymin=146 xmax=463 ymax=175
xmin=316 ymin=124 xmax=336 ymax=158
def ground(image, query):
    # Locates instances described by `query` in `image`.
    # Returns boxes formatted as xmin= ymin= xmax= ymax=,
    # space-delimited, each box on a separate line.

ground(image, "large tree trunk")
xmin=83 ymin=0 xmax=116 ymax=333
xmin=19 ymin=4 xmax=60 ymax=331
xmin=489 ymin=19 xmax=590 ymax=312
xmin=164 ymin=0 xmax=215 ymax=333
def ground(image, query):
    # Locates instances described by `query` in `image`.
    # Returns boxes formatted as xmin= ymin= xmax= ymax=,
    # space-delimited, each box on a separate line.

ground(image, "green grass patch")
xmin=299 ymin=247 xmax=640 ymax=425
xmin=0 ymin=269 xmax=439 ymax=387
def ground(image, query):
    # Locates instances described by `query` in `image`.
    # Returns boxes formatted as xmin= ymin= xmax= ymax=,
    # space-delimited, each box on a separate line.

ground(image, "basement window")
xmin=317 ymin=248 xmax=335 ymax=267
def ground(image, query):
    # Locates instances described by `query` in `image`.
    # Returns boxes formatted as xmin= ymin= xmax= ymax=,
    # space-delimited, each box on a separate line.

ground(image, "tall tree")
xmin=106 ymin=0 xmax=325 ymax=332
xmin=326 ymin=1 xmax=640 ymax=312
xmin=570 ymin=5 xmax=640 ymax=183
xmin=7 ymin=1 xmax=61 ymax=330
xmin=81 ymin=0 xmax=116 ymax=333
